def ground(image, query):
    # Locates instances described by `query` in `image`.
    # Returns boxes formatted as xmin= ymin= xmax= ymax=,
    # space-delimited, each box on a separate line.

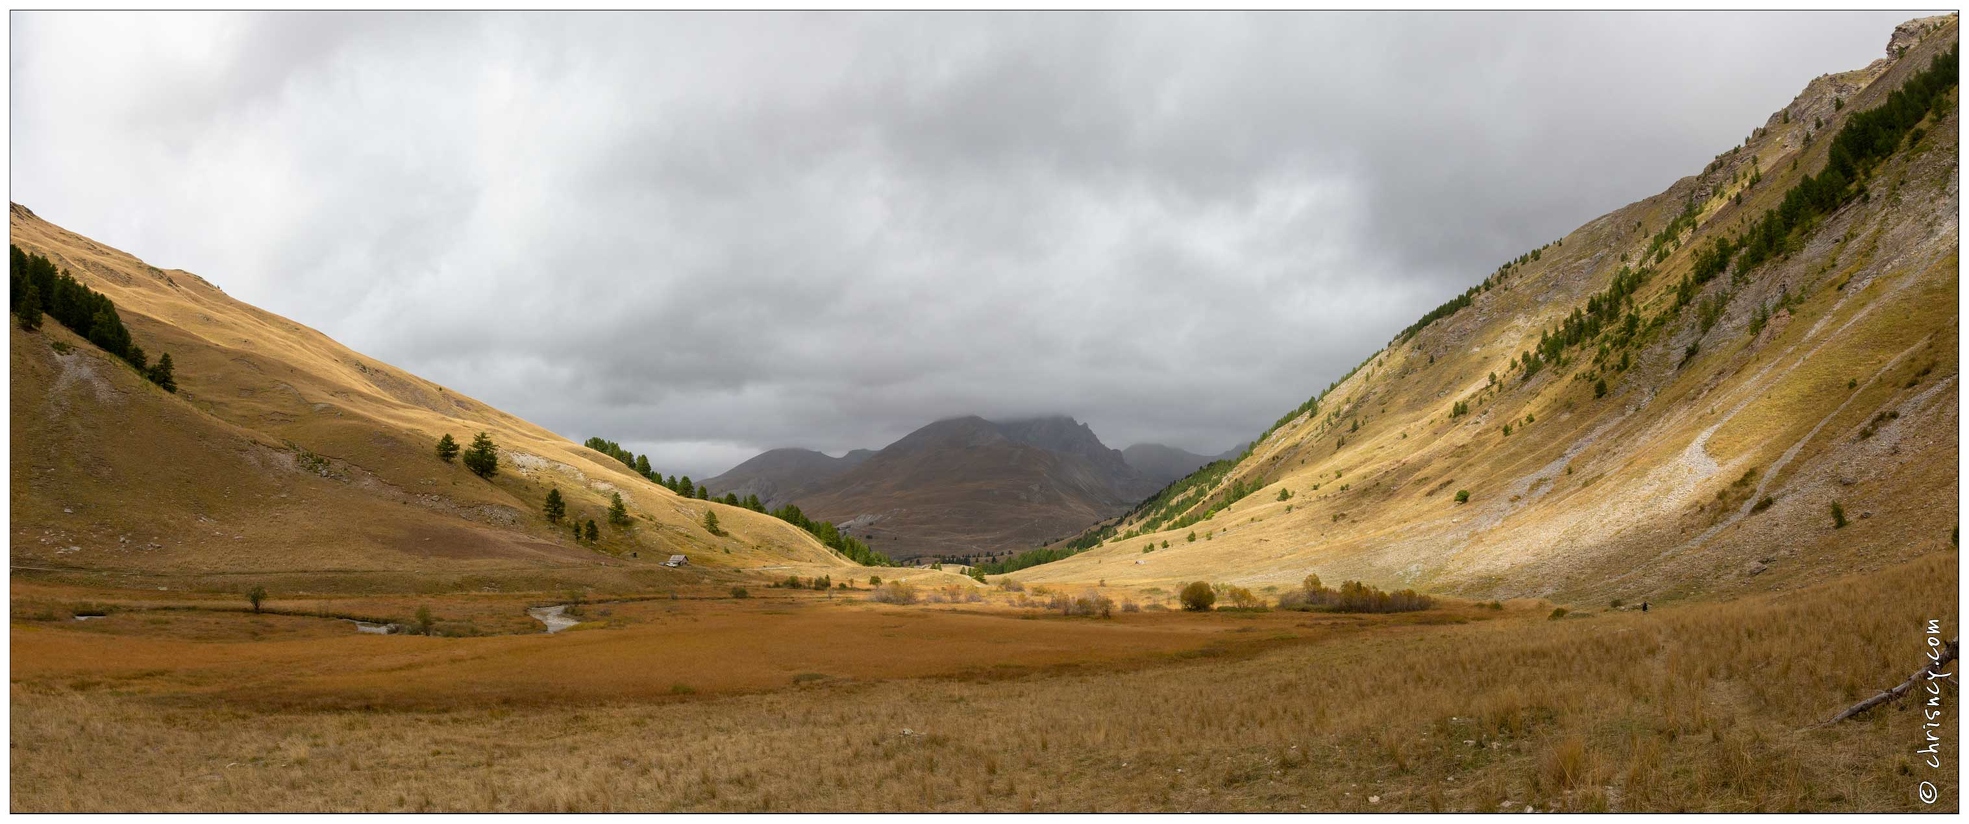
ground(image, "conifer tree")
xmin=544 ymin=488 xmax=566 ymax=523
xmin=678 ymin=476 xmax=694 ymax=498
xmin=146 ymin=352 xmax=176 ymax=393
xmin=703 ymin=509 xmax=723 ymax=536
xmin=435 ymin=433 xmax=460 ymax=462
xmin=462 ymin=431 xmax=499 ymax=478
xmin=635 ymin=455 xmax=652 ymax=477
xmin=607 ymin=491 xmax=630 ymax=527
xmin=15 ymin=281 xmax=41 ymax=330
xmin=584 ymin=519 xmax=599 ymax=542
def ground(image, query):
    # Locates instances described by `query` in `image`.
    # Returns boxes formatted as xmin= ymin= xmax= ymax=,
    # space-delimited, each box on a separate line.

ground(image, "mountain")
xmin=786 ymin=415 xmax=1163 ymax=562
xmin=1121 ymin=442 xmax=1246 ymax=487
xmin=1013 ymin=17 xmax=1960 ymax=604
xmin=7 ymin=204 xmax=862 ymax=593
xmin=703 ymin=447 xmax=875 ymax=510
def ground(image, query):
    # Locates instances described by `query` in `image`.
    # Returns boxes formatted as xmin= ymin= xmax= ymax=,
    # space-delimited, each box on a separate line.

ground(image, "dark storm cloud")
xmin=11 ymin=11 xmax=1924 ymax=477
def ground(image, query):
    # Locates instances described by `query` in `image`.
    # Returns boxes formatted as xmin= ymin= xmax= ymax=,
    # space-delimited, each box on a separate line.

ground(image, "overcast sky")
xmin=11 ymin=11 xmax=1926 ymax=477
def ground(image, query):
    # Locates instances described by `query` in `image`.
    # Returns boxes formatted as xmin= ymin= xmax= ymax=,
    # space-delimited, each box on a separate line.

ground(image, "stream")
xmin=527 ymin=605 xmax=581 ymax=634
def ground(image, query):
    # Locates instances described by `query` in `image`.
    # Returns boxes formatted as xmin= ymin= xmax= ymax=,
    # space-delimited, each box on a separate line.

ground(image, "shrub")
xmin=1186 ymin=531 xmax=1197 ymax=543
xmin=1120 ymin=600 xmax=1141 ymax=613
xmin=246 ymin=585 xmax=267 ymax=614
xmin=1594 ymin=378 xmax=1608 ymax=398
xmin=870 ymin=581 xmax=919 ymax=605
xmin=1549 ymin=607 xmax=1569 ymax=620
xmin=414 ymin=605 xmax=435 ymax=635
xmin=1751 ymin=496 xmax=1775 ymax=513
xmin=869 ymin=575 xmax=882 ymax=586
xmin=1454 ymin=489 xmax=1470 ymax=504
xmin=1179 ymin=581 xmax=1216 ymax=611
xmin=1224 ymin=586 xmax=1263 ymax=610
xmin=1279 ymin=577 xmax=1432 ymax=613
xmin=1060 ymin=592 xmax=1115 ymax=618
xmin=730 ymin=586 xmax=749 ymax=599
xmin=1831 ymin=501 xmax=1848 ymax=529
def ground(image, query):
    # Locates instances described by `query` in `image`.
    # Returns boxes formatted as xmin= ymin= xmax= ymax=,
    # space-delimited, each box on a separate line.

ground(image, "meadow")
xmin=9 ymin=552 xmax=1956 ymax=812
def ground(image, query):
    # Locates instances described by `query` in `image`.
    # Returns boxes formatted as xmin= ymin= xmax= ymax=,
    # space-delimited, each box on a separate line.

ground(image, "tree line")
xmin=10 ymin=245 xmax=175 ymax=391
xmin=582 ymin=433 xmax=890 ymax=563
xmin=1679 ymin=44 xmax=1958 ymax=305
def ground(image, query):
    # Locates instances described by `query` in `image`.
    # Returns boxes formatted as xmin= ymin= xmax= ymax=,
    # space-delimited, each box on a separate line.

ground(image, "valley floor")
xmin=9 ymin=552 xmax=1959 ymax=812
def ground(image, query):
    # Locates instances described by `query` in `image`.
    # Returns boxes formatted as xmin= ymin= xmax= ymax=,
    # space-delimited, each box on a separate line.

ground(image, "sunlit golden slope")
xmin=9 ymin=204 xmax=860 ymax=593
xmin=1018 ymin=17 xmax=1960 ymax=605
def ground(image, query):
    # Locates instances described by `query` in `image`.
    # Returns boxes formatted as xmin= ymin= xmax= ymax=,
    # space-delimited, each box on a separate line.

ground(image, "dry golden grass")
xmin=8 ymin=207 xmax=859 ymax=586
xmin=10 ymin=553 xmax=1957 ymax=812
xmin=1014 ymin=27 xmax=1959 ymax=605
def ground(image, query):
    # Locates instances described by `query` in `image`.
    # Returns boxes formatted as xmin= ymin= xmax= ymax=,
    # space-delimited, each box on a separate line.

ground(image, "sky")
xmin=10 ymin=11 xmax=1928 ymax=478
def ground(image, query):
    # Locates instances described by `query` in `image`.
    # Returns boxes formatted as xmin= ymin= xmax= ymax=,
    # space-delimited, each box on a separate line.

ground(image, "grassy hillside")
xmin=1015 ymin=18 xmax=1960 ymax=606
xmin=8 ymin=204 xmax=867 ymax=596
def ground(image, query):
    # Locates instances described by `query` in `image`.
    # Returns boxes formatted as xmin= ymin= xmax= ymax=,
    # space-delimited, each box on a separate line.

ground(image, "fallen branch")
xmin=1823 ymin=636 xmax=1958 ymax=726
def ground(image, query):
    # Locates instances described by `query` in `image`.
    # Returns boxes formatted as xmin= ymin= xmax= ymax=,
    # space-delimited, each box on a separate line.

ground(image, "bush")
xmin=1752 ymin=496 xmax=1775 ymax=513
xmin=1549 ymin=607 xmax=1569 ymax=620
xmin=1055 ymin=591 xmax=1116 ymax=617
xmin=1279 ymin=578 xmax=1433 ymax=613
xmin=1454 ymin=489 xmax=1470 ymax=504
xmin=870 ymin=581 xmax=919 ymax=605
xmin=414 ymin=605 xmax=435 ymax=635
xmin=1179 ymin=581 xmax=1216 ymax=611
xmin=1220 ymin=586 xmax=1263 ymax=610
xmin=1831 ymin=501 xmax=1848 ymax=529
xmin=869 ymin=575 xmax=882 ymax=586
xmin=730 ymin=586 xmax=749 ymax=599
xmin=246 ymin=585 xmax=267 ymax=614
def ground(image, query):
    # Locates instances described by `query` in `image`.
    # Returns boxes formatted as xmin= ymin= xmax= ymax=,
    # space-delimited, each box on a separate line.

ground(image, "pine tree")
xmin=635 ymin=454 xmax=652 ymax=477
xmin=544 ymin=488 xmax=566 ymax=523
xmin=15 ymin=281 xmax=41 ymax=331
xmin=607 ymin=492 xmax=630 ymax=527
xmin=697 ymin=484 xmax=708 ymax=499
xmin=462 ymin=431 xmax=499 ymax=479
xmin=678 ymin=476 xmax=694 ymax=498
xmin=584 ymin=519 xmax=599 ymax=542
xmin=146 ymin=352 xmax=176 ymax=393
xmin=703 ymin=509 xmax=724 ymax=536
xmin=435 ymin=433 xmax=460 ymax=462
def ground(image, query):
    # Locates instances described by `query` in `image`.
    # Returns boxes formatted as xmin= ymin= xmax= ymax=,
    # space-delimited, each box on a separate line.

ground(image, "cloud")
xmin=10 ymin=11 xmax=1923 ymax=476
